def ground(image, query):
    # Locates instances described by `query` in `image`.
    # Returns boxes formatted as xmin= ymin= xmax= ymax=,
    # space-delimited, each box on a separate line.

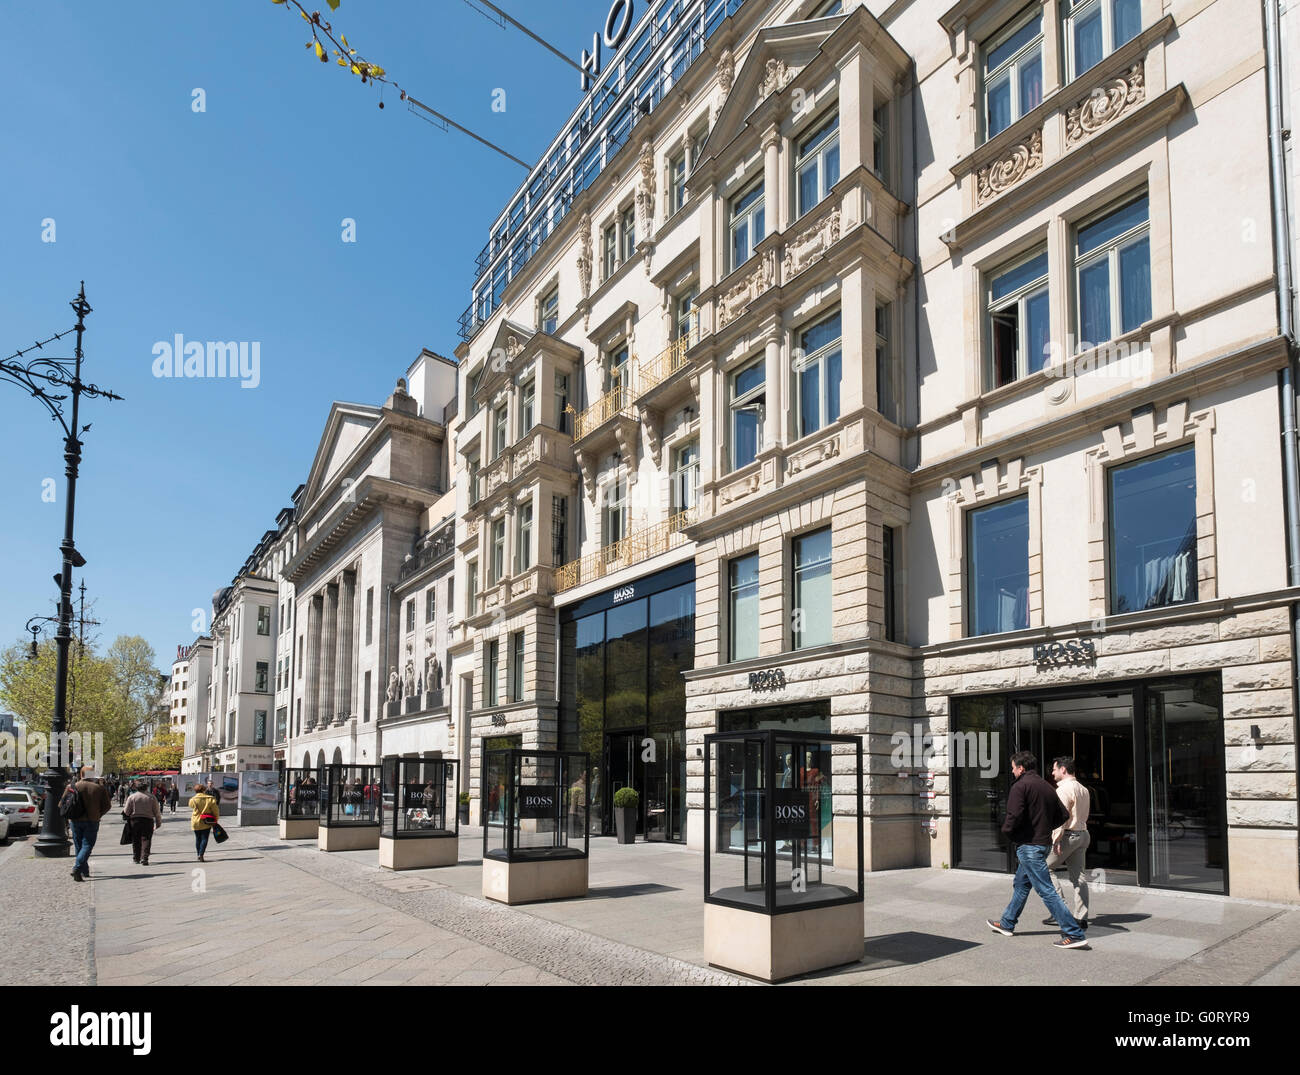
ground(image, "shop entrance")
xmin=952 ymin=675 xmax=1227 ymax=894
xmin=602 ymin=729 xmax=685 ymax=842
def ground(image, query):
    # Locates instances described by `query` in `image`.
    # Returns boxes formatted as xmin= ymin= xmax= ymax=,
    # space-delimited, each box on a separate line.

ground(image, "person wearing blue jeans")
xmin=987 ymin=751 xmax=1089 ymax=949
xmin=194 ymin=828 xmax=210 ymax=858
xmin=70 ymin=818 xmax=100 ymax=878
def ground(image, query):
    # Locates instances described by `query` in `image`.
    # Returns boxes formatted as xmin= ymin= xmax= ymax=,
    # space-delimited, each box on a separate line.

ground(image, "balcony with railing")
xmin=554 ymin=508 xmax=696 ymax=594
xmin=571 ymin=382 xmax=637 ymax=445
xmin=636 ymin=325 xmax=703 ymax=399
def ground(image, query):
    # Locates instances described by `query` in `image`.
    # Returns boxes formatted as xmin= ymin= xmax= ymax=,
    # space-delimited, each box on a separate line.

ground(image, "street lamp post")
xmin=1 ymin=284 xmax=122 ymax=857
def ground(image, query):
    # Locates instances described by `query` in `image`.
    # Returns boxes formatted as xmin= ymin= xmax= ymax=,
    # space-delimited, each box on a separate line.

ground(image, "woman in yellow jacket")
xmin=189 ymin=783 xmax=220 ymax=862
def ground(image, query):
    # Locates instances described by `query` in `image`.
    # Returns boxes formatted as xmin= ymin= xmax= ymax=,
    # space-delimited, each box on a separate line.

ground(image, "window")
xmin=796 ymin=311 xmax=842 ymax=438
xmin=875 ymin=302 xmax=897 ymax=422
xmin=491 ymin=518 xmax=506 ymax=582
xmin=516 ymin=503 xmax=533 ymax=572
xmin=606 ymin=343 xmax=630 ymax=394
xmin=671 ymin=441 xmax=700 ymax=513
xmin=730 ymin=182 xmax=765 ymax=269
xmin=485 ymin=640 xmax=499 ymax=707
xmin=793 ymin=528 xmax=832 ymax=649
xmin=1108 ymin=445 xmax=1197 ymax=613
xmin=406 ymin=599 xmax=415 ymax=633
xmin=257 ymin=605 xmax=270 ymax=635
xmin=468 ymin=453 xmax=482 ymax=505
xmin=795 ymin=113 xmax=840 ymax=217
xmin=883 ymin=525 xmax=898 ymax=642
xmin=540 ymin=288 xmax=559 ymax=335
xmin=1075 ymin=192 xmax=1150 ymax=347
xmin=519 ymin=377 xmax=535 ymax=433
xmin=1065 ymin=0 xmax=1141 ymax=80
xmin=603 ymin=222 xmax=618 ymax=279
xmin=467 ymin=560 xmax=479 ymax=617
xmin=552 ymin=496 xmax=568 ymax=563
xmin=255 ymin=661 xmax=268 ymax=693
xmin=363 ymin=670 xmax=371 ymax=721
xmin=674 ymin=286 xmax=698 ymax=342
xmin=254 ymin=711 xmax=267 ymax=745
xmin=811 ymin=0 xmax=843 ymax=15
xmin=670 ymin=151 xmax=687 ymax=214
xmin=984 ymin=10 xmax=1043 ymax=139
xmin=297 ymin=635 xmax=303 ymax=677
xmin=620 ymin=205 xmax=636 ymax=262
xmin=492 ymin=405 xmax=508 ymax=459
xmin=295 ymin=698 xmax=301 ymax=736
xmin=425 ymin=587 xmax=436 ymax=624
xmin=510 ymin=630 xmax=525 ymax=702
xmin=988 ymin=248 xmax=1050 ymax=387
xmin=603 ymin=477 xmax=628 ymax=548
xmin=729 ymin=553 xmax=760 ymax=661
xmin=554 ymin=372 xmax=571 ymax=434
xmin=873 ymin=102 xmax=888 ymax=179
xmin=966 ymin=496 xmax=1030 ymax=636
xmin=730 ymin=359 xmax=766 ymax=469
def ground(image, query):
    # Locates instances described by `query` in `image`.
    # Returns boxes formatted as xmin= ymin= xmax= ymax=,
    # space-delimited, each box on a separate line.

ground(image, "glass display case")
xmin=317 ymin=763 xmax=381 ymax=852
xmin=379 ymin=757 xmax=460 ymax=869
xmin=703 ymin=729 xmax=863 ymax=981
xmin=481 ymin=748 xmax=590 ymax=904
xmin=277 ymin=768 xmax=321 ymax=839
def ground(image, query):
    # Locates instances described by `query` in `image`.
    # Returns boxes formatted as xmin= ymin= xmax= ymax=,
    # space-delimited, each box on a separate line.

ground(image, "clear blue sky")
xmin=0 ymin=0 xmax=603 ymax=672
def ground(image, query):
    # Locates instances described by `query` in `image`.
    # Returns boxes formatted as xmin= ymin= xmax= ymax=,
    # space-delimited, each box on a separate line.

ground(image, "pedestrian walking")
xmin=986 ymin=751 xmax=1089 ymax=949
xmin=65 ymin=767 xmax=112 ymax=882
xmin=168 ymin=784 xmax=179 ymax=813
xmin=1042 ymin=756 xmax=1092 ymax=930
xmin=189 ymin=783 xmax=220 ymax=862
xmin=123 ymin=782 xmax=163 ymax=866
xmin=116 ymin=783 xmax=126 ymax=806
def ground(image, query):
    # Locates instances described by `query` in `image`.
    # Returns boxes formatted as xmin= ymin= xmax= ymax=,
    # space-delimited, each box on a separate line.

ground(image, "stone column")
xmin=320 ymin=581 xmax=338 ymax=727
xmin=305 ymin=595 xmax=322 ymax=730
xmin=334 ymin=571 xmax=355 ymax=723
xmin=763 ymin=125 xmax=781 ymax=238
xmin=763 ymin=333 xmax=782 ymax=452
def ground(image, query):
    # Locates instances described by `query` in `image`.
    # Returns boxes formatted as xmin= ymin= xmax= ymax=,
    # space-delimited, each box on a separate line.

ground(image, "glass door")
xmin=952 ymin=695 xmax=1011 ymax=872
xmin=645 ymin=729 xmax=684 ymax=842
xmin=605 ymin=732 xmax=642 ymax=836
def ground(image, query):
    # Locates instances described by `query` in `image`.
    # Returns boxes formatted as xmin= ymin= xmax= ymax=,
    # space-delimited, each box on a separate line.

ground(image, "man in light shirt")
xmin=1042 ymin=756 xmax=1091 ymax=929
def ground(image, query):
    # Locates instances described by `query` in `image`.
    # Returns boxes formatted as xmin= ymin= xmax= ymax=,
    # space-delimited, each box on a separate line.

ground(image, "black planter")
xmin=458 ymin=803 xmax=470 ymax=824
xmin=614 ymin=806 xmax=637 ymax=844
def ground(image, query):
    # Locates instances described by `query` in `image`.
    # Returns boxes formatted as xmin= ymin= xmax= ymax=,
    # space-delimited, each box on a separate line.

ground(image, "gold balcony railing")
xmin=637 ymin=326 xmax=701 ymax=396
xmin=570 ymin=382 xmax=635 ymax=442
xmin=554 ymin=508 xmax=696 ymax=593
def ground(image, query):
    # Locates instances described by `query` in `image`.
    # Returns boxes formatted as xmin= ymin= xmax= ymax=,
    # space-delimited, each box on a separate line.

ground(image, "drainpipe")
xmin=1264 ymin=0 xmax=1300 ymax=728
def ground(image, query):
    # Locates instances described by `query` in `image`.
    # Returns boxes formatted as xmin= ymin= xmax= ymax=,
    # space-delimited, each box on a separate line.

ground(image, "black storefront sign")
xmin=518 ymin=785 xmax=558 ymax=819
xmin=773 ymin=788 xmax=819 ymax=841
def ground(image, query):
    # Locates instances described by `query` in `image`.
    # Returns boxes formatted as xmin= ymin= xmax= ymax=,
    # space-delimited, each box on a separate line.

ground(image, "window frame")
xmin=620 ymin=204 xmax=637 ymax=263
xmin=671 ymin=440 xmax=700 ymax=514
xmin=516 ymin=502 xmax=533 ymax=573
xmin=1073 ymin=191 xmax=1151 ymax=350
xmin=728 ymin=552 xmax=761 ymax=662
xmin=602 ymin=475 xmax=628 ymax=549
xmin=794 ymin=111 xmax=840 ymax=219
xmin=540 ymin=287 xmax=560 ymax=335
xmin=520 ymin=376 xmax=536 ymax=434
xmin=490 ymin=517 xmax=506 ymax=583
xmin=964 ymin=494 xmax=1032 ymax=638
xmin=729 ymin=357 xmax=766 ymax=471
xmin=982 ymin=8 xmax=1045 ymax=140
xmin=794 ymin=310 xmax=843 ymax=439
xmin=485 ymin=639 xmax=499 ymax=708
xmin=492 ymin=405 xmax=508 ymax=460
xmin=792 ymin=527 xmax=833 ymax=650
xmin=729 ymin=181 xmax=766 ymax=271
xmin=669 ymin=151 xmax=688 ymax=215
xmin=986 ymin=245 xmax=1051 ymax=388
xmin=1064 ymin=0 xmax=1142 ymax=82
xmin=509 ymin=630 xmax=525 ymax=703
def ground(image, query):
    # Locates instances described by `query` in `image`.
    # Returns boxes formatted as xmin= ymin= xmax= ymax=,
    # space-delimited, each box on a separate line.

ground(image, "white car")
xmin=0 ymin=790 xmax=41 ymax=835
xmin=0 ymin=809 xmax=9 ymax=844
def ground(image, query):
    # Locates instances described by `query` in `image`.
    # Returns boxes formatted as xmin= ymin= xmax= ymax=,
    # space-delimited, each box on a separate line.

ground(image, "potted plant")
xmin=612 ymin=786 xmax=639 ymax=844
xmin=458 ymin=791 xmax=470 ymax=825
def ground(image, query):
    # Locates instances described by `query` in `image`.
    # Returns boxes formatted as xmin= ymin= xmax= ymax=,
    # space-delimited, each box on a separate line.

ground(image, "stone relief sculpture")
xmin=636 ymin=139 xmax=657 ymax=242
xmin=403 ymin=659 xmax=415 ymax=699
xmin=386 ymin=667 xmax=400 ymax=702
xmin=976 ymin=129 xmax=1043 ymax=204
xmin=717 ymin=48 xmax=735 ymax=98
xmin=1066 ymin=62 xmax=1145 ymax=145
xmin=577 ymin=212 xmax=593 ymax=301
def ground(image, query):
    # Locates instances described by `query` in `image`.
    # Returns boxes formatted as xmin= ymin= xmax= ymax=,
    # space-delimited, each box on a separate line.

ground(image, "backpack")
xmin=60 ymin=783 xmax=87 ymax=821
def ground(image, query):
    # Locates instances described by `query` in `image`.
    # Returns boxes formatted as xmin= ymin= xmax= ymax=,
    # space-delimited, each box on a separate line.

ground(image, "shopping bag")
xmin=210 ymin=822 xmax=229 ymax=844
xmin=119 ymin=818 xmax=132 ymax=845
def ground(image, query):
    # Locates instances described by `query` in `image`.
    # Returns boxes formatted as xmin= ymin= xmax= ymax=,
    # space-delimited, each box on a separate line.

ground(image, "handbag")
xmin=119 ymin=817 xmax=133 ymax=845
xmin=210 ymin=822 xmax=229 ymax=844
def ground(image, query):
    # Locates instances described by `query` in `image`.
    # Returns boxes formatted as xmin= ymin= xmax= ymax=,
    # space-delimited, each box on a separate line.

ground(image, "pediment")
xmin=704 ymin=18 xmax=845 ymax=156
xmin=471 ymin=318 xmax=535 ymax=403
xmin=300 ymin=402 xmax=382 ymax=508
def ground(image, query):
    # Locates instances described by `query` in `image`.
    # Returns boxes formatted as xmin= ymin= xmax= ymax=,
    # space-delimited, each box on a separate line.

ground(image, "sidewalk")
xmin=2 ymin=821 xmax=1296 ymax=986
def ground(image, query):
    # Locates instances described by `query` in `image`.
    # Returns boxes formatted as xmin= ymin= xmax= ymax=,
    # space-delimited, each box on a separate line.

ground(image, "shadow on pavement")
xmin=862 ymin=931 xmax=980 ymax=968
xmin=587 ymin=882 xmax=680 ymax=899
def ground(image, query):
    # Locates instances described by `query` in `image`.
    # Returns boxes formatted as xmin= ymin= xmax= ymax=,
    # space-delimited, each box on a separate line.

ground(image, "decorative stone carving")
xmin=402 ymin=660 xmax=415 ymax=699
xmin=1066 ymin=62 xmax=1145 ymax=146
xmin=636 ymin=139 xmax=656 ymax=241
xmin=783 ymin=208 xmax=841 ymax=279
xmin=787 ymin=434 xmax=840 ymax=476
xmin=576 ymin=212 xmax=593 ymax=300
xmin=717 ymin=48 xmax=735 ymax=98
xmin=761 ymin=58 xmax=796 ymax=98
xmin=976 ymin=128 xmax=1043 ymax=204
xmin=505 ymin=335 xmax=522 ymax=359
xmin=718 ymin=251 xmax=777 ymax=329
xmin=719 ymin=470 xmax=761 ymax=506
xmin=386 ymin=667 xmax=400 ymax=703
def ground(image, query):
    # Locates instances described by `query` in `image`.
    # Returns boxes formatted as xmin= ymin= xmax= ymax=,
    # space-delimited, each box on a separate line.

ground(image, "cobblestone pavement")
xmin=3 ymin=820 xmax=1297 ymax=986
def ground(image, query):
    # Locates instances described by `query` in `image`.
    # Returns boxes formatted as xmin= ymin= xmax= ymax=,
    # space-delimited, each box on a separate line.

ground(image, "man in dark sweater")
xmin=986 ymin=751 xmax=1089 ymax=949
xmin=68 ymin=767 xmax=113 ymax=882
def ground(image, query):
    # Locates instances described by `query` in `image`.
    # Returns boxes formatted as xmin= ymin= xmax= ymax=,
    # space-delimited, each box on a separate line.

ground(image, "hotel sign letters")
xmin=1033 ymin=637 xmax=1097 ymax=667
xmin=749 ymin=668 xmax=787 ymax=692
xmin=580 ymin=0 xmax=636 ymax=90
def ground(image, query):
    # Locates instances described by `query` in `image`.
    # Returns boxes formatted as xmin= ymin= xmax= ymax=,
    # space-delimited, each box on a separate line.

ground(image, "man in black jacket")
xmin=986 ymin=751 xmax=1089 ymax=949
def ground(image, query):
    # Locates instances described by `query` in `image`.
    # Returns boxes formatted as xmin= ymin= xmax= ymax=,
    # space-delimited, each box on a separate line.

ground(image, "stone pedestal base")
xmin=380 ymin=836 xmax=459 ymax=870
xmin=704 ymin=900 xmax=864 ymax=982
xmin=482 ymin=855 xmax=588 ymax=905
xmin=279 ymin=817 xmax=319 ymax=841
xmin=318 ymin=825 xmax=380 ymax=852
